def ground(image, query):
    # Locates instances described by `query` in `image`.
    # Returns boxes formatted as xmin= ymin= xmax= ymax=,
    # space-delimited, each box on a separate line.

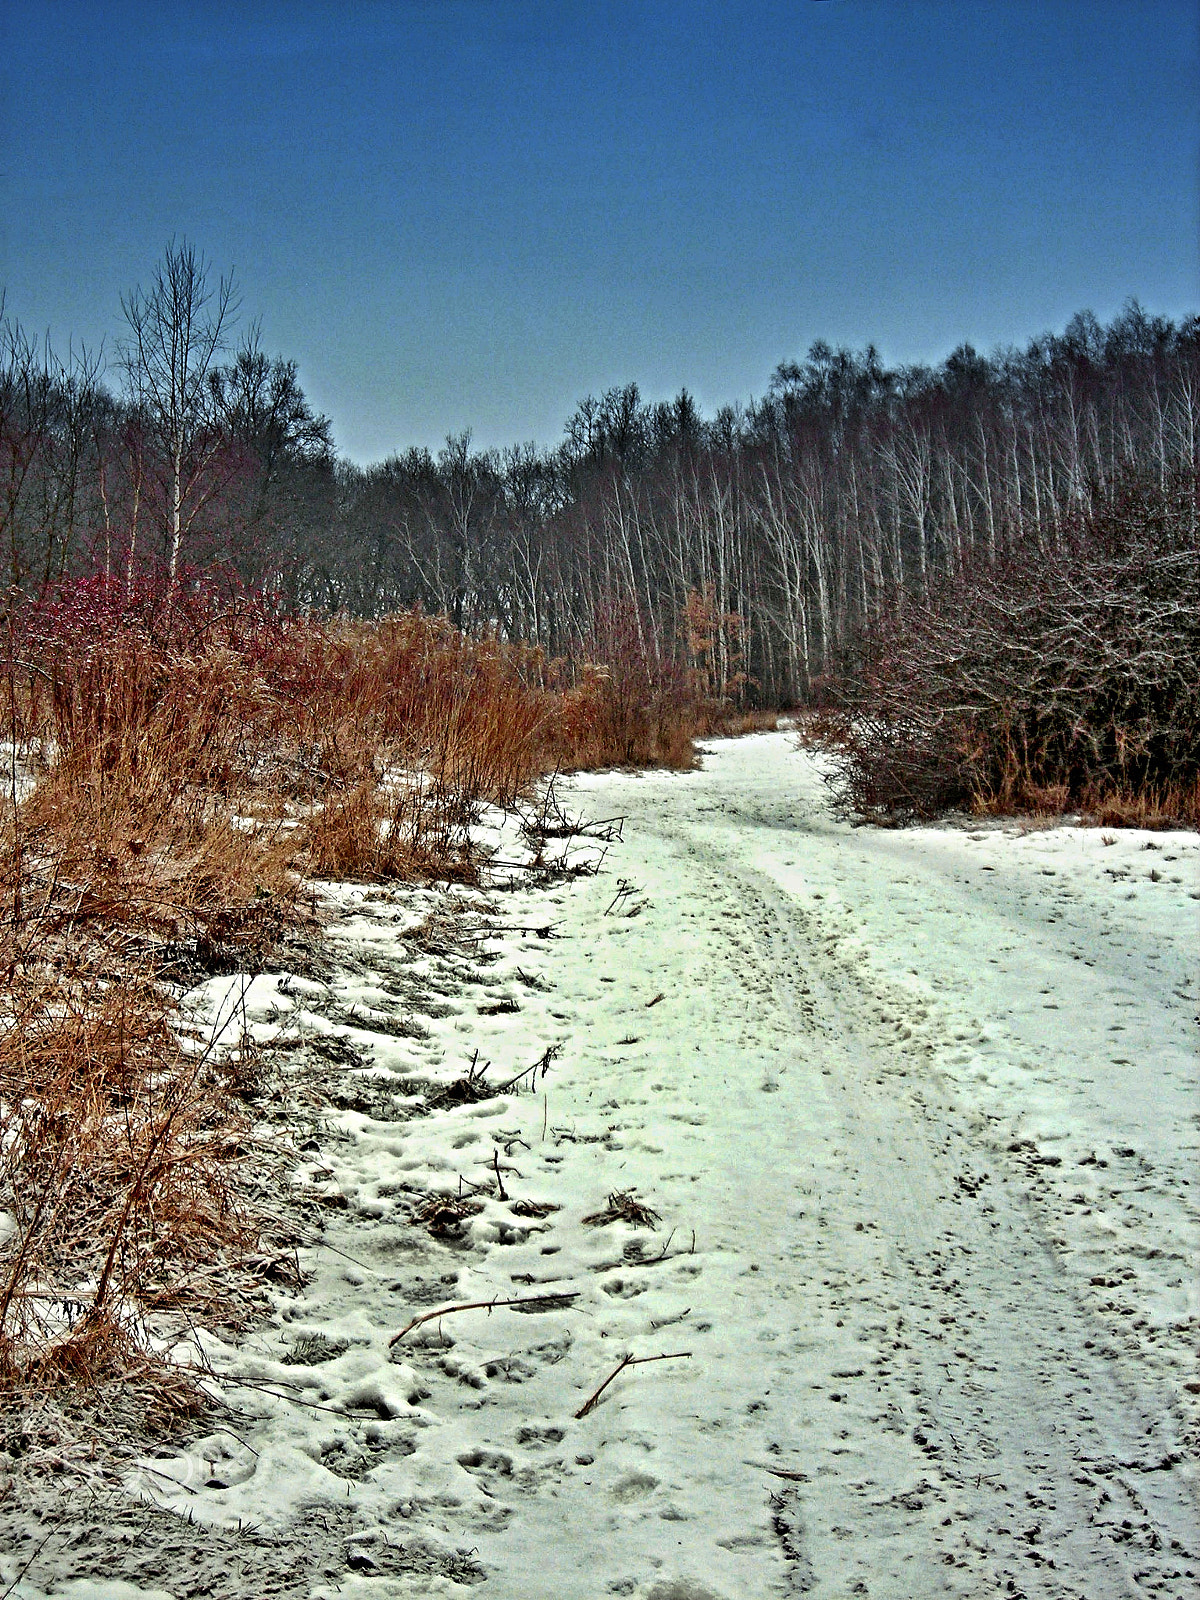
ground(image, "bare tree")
xmin=121 ymin=240 xmax=238 ymax=580
xmin=0 ymin=305 xmax=102 ymax=589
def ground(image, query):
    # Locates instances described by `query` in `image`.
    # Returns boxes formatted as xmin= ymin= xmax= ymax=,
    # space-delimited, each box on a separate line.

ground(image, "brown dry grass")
xmin=969 ymin=761 xmax=1200 ymax=830
xmin=696 ymin=707 xmax=781 ymax=740
xmin=1077 ymin=779 xmax=1200 ymax=830
xmin=0 ymin=965 xmax=300 ymax=1437
xmin=582 ymin=1188 xmax=662 ymax=1229
xmin=0 ymin=583 xmax=714 ymax=1449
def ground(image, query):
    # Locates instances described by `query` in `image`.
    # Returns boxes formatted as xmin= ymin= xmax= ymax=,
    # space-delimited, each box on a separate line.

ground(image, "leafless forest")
xmin=4 ymin=247 xmax=1197 ymax=710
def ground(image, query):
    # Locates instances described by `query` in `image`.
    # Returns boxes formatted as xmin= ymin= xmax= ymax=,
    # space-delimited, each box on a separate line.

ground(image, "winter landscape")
xmin=2 ymin=4 xmax=1197 ymax=1597
xmin=1 ymin=733 xmax=1197 ymax=1598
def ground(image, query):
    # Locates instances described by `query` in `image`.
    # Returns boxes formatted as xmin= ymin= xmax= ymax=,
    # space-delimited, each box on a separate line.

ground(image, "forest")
xmin=4 ymin=245 xmax=1197 ymax=712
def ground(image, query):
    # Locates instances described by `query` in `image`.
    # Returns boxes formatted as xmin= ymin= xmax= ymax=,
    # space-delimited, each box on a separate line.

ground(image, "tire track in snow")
xmin=613 ymin=741 xmax=1198 ymax=1598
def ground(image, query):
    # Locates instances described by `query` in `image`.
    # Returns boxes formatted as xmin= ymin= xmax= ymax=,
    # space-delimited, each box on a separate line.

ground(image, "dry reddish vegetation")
xmin=809 ymin=478 xmax=1199 ymax=828
xmin=0 ymin=578 xmax=727 ymax=1453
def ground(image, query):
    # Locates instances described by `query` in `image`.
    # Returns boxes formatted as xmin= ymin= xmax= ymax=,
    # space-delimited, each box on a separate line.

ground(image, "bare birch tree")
xmin=120 ymin=240 xmax=237 ymax=580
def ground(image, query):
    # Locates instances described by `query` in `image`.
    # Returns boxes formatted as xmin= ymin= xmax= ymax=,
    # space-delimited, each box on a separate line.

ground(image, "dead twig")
xmin=649 ymin=1306 xmax=691 ymax=1330
xmin=574 ymin=1350 xmax=692 ymax=1419
xmin=0 ymin=1527 xmax=58 ymax=1600
xmin=492 ymin=1043 xmax=561 ymax=1095
xmin=388 ymin=1292 xmax=579 ymax=1347
xmin=590 ymin=1226 xmax=696 ymax=1271
xmin=603 ymin=878 xmax=642 ymax=916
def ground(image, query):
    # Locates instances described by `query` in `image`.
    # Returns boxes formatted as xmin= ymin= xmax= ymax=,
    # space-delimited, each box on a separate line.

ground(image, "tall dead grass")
xmin=0 ymin=974 xmax=292 ymax=1416
xmin=0 ymin=576 xmax=711 ymax=1443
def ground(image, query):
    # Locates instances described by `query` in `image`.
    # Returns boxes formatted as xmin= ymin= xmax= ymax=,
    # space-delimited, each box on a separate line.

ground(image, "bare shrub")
xmin=811 ymin=476 xmax=1199 ymax=825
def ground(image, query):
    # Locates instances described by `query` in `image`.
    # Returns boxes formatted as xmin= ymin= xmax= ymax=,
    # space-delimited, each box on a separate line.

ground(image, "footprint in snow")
xmin=609 ymin=1470 xmax=659 ymax=1503
xmin=458 ymin=1446 xmax=551 ymax=1496
xmin=316 ymin=1425 xmax=418 ymax=1480
xmin=458 ymin=1446 xmax=514 ymax=1479
xmin=603 ymin=1275 xmax=649 ymax=1299
xmin=483 ymin=1332 xmax=573 ymax=1382
xmin=515 ymin=1422 xmax=566 ymax=1446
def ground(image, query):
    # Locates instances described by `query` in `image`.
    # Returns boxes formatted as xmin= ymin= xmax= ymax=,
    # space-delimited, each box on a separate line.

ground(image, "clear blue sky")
xmin=2 ymin=0 xmax=1197 ymax=464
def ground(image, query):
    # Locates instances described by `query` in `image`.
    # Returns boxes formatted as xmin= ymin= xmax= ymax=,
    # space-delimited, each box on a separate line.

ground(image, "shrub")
xmin=811 ymin=475 xmax=1199 ymax=825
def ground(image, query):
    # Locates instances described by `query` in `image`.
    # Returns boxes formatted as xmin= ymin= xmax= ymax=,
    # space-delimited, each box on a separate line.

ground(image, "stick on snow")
xmin=389 ymin=1292 xmax=579 ymax=1346
xmin=574 ymin=1350 xmax=692 ymax=1419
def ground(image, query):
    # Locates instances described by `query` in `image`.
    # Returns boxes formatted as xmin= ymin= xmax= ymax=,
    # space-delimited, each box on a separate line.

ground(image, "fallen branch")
xmin=649 ymin=1306 xmax=691 ymax=1330
xmin=388 ymin=1291 xmax=578 ymax=1347
xmin=574 ymin=1350 xmax=692 ymax=1419
xmin=188 ymin=1368 xmax=352 ymax=1416
xmin=0 ymin=1528 xmax=59 ymax=1600
xmin=589 ymin=1227 xmax=696 ymax=1269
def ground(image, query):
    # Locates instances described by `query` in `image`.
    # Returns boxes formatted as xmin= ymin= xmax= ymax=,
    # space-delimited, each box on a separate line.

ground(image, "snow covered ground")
xmin=5 ymin=731 xmax=1197 ymax=1599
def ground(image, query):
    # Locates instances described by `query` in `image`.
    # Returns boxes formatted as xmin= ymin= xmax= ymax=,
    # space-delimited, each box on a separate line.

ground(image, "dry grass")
xmin=697 ymin=707 xmax=781 ymax=739
xmin=1076 ymin=778 xmax=1200 ymax=830
xmin=582 ymin=1189 xmax=662 ymax=1229
xmin=968 ymin=775 xmax=1200 ymax=830
xmin=0 ymin=967 xmax=300 ymax=1429
xmin=409 ymin=1192 xmax=485 ymax=1236
xmin=0 ymin=576 xmax=715 ymax=1447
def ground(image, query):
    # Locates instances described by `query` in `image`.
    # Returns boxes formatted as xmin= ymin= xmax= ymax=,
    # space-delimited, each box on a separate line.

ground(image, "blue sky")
xmin=2 ymin=0 xmax=1197 ymax=463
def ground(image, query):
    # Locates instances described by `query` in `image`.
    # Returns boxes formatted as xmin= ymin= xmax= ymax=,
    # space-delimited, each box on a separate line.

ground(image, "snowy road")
xmin=527 ymin=734 xmax=1198 ymax=1598
xmin=8 ymin=733 xmax=1198 ymax=1599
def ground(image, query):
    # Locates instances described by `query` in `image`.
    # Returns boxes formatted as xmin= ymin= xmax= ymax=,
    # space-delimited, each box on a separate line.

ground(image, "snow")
xmin=5 ymin=732 xmax=1197 ymax=1598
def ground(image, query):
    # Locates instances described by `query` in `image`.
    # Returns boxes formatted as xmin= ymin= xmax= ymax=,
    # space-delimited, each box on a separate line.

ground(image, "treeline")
xmin=3 ymin=244 xmax=1197 ymax=701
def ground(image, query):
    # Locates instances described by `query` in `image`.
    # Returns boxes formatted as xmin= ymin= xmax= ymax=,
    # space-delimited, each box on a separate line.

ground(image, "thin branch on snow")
xmin=388 ymin=1292 xmax=579 ymax=1347
xmin=574 ymin=1350 xmax=693 ymax=1419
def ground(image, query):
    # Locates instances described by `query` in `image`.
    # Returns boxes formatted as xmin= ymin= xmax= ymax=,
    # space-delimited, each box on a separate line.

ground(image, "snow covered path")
xmin=533 ymin=735 xmax=1198 ymax=1598
xmin=8 ymin=733 xmax=1197 ymax=1599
